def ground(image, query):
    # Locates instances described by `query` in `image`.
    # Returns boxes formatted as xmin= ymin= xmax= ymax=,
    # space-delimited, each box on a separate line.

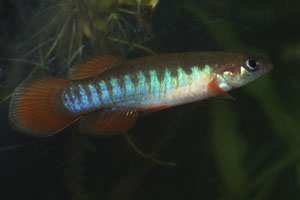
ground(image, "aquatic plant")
xmin=16 ymin=0 xmax=158 ymax=74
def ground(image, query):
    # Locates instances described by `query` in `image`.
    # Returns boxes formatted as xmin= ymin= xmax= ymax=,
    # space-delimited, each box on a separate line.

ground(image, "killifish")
xmin=9 ymin=52 xmax=273 ymax=136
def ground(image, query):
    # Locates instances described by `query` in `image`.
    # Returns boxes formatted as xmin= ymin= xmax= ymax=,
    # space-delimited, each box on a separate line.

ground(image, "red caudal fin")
xmin=79 ymin=109 xmax=138 ymax=135
xmin=9 ymin=77 xmax=78 ymax=136
xmin=68 ymin=54 xmax=122 ymax=80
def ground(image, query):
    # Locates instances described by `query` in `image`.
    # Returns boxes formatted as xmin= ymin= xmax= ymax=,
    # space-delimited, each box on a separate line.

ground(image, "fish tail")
xmin=9 ymin=77 xmax=77 ymax=136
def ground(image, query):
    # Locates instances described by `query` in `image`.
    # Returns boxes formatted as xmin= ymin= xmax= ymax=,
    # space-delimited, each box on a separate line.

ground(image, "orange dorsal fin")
xmin=79 ymin=109 xmax=138 ymax=135
xmin=208 ymin=79 xmax=235 ymax=100
xmin=68 ymin=54 xmax=122 ymax=80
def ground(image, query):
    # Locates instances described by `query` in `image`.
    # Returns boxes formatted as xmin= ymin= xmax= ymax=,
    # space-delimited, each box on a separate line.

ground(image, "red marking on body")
xmin=208 ymin=79 xmax=233 ymax=99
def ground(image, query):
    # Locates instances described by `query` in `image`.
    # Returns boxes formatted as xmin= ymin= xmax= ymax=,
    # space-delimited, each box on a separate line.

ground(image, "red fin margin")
xmin=9 ymin=77 xmax=78 ymax=136
xmin=140 ymin=105 xmax=170 ymax=115
xmin=68 ymin=54 xmax=122 ymax=80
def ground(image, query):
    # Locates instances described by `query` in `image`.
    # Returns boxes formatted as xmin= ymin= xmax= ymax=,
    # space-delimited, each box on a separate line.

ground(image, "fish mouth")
xmin=263 ymin=61 xmax=273 ymax=73
xmin=266 ymin=63 xmax=273 ymax=72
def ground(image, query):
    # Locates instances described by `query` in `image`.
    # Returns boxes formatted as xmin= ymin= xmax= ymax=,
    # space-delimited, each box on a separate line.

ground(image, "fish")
xmin=8 ymin=52 xmax=273 ymax=136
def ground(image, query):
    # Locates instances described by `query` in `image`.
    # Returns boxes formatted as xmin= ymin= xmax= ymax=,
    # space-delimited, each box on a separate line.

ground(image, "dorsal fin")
xmin=68 ymin=54 xmax=122 ymax=80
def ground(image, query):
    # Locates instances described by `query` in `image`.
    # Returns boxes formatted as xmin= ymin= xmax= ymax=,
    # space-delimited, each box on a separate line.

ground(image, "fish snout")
xmin=265 ymin=63 xmax=273 ymax=73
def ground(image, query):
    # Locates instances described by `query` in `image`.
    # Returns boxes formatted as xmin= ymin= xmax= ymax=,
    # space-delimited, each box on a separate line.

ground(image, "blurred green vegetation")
xmin=1 ymin=0 xmax=300 ymax=200
xmin=183 ymin=2 xmax=300 ymax=199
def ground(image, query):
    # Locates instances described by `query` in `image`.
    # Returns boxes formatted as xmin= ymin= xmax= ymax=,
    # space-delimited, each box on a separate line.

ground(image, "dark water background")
xmin=0 ymin=0 xmax=300 ymax=199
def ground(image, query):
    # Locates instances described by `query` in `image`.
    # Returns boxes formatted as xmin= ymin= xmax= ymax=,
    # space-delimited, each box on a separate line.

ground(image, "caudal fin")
xmin=9 ymin=77 xmax=78 ymax=136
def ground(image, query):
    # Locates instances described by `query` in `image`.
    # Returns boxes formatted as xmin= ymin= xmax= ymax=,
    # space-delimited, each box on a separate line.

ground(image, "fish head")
xmin=215 ymin=53 xmax=273 ymax=90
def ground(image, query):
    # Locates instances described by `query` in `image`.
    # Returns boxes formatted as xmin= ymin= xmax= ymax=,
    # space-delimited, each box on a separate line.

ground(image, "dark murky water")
xmin=1 ymin=0 xmax=300 ymax=199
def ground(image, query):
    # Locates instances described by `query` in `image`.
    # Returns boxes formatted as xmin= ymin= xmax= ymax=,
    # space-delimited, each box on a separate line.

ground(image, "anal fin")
xmin=141 ymin=105 xmax=169 ymax=115
xmin=79 ymin=108 xmax=138 ymax=135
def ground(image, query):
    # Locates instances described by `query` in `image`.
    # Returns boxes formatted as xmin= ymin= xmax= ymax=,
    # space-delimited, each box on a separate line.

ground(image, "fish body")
xmin=9 ymin=52 xmax=273 ymax=136
xmin=62 ymin=53 xmax=216 ymax=115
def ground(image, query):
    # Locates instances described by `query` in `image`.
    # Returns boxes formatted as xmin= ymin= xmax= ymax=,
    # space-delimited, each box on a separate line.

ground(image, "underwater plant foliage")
xmin=1 ymin=0 xmax=300 ymax=199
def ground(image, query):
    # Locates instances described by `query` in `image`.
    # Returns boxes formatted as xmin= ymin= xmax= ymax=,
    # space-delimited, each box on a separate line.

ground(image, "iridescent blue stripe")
xmin=177 ymin=67 xmax=189 ymax=87
xmin=204 ymin=64 xmax=212 ymax=75
xmin=171 ymin=75 xmax=177 ymax=89
xmin=78 ymin=85 xmax=89 ymax=110
xmin=63 ymin=86 xmax=81 ymax=113
xmin=62 ymin=89 xmax=73 ymax=111
xmin=110 ymin=78 xmax=123 ymax=103
xmin=136 ymin=71 xmax=149 ymax=102
xmin=124 ymin=75 xmax=135 ymax=104
xmin=99 ymin=80 xmax=111 ymax=105
xmin=191 ymin=66 xmax=201 ymax=81
xmin=150 ymin=70 xmax=160 ymax=100
xmin=71 ymin=87 xmax=81 ymax=111
xmin=88 ymin=83 xmax=101 ymax=107
xmin=163 ymin=68 xmax=172 ymax=96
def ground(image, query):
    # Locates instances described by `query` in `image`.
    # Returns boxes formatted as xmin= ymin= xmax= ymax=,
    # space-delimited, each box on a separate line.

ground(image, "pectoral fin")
xmin=79 ymin=108 xmax=138 ymax=135
xmin=208 ymin=79 xmax=235 ymax=100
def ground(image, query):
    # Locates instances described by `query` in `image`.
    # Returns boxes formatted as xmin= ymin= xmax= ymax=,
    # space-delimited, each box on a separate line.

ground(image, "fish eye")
xmin=245 ymin=58 xmax=258 ymax=71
